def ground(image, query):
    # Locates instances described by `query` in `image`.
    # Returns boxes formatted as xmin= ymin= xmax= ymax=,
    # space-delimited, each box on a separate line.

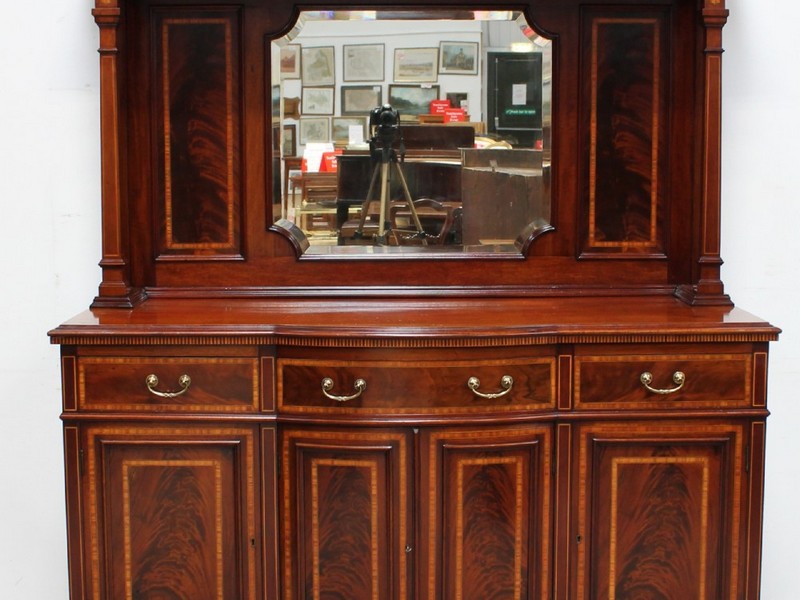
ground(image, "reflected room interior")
xmin=270 ymin=10 xmax=552 ymax=257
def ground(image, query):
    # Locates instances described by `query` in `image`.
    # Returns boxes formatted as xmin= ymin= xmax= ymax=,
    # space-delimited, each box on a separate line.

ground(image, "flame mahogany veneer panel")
xmin=153 ymin=8 xmax=242 ymax=258
xmin=582 ymin=8 xmax=670 ymax=256
xmin=86 ymin=426 xmax=259 ymax=599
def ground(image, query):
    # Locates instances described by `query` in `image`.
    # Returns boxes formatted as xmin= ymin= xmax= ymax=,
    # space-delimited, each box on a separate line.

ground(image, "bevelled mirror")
xmin=269 ymin=10 xmax=552 ymax=258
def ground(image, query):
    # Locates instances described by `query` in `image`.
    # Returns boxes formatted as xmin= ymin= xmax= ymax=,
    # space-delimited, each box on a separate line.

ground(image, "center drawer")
xmin=278 ymin=357 xmax=556 ymax=415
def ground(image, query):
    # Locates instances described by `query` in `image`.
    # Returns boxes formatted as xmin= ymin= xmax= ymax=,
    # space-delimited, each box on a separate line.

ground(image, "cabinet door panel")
xmin=575 ymin=422 xmax=746 ymax=600
xmin=281 ymin=428 xmax=412 ymax=600
xmin=83 ymin=426 xmax=259 ymax=600
xmin=420 ymin=426 xmax=553 ymax=600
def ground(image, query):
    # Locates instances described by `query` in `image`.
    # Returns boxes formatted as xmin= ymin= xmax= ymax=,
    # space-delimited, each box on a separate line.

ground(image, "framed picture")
xmin=393 ymin=48 xmax=439 ymax=83
xmin=439 ymin=42 xmax=479 ymax=75
xmin=302 ymin=87 xmax=335 ymax=115
xmin=446 ymin=92 xmax=469 ymax=112
xmin=282 ymin=124 xmax=297 ymax=156
xmin=388 ymin=84 xmax=441 ymax=119
xmin=279 ymin=44 xmax=301 ymax=79
xmin=341 ymin=85 xmax=382 ymax=116
xmin=332 ymin=117 xmax=367 ymax=144
xmin=299 ymin=117 xmax=330 ymax=144
xmin=271 ymin=85 xmax=281 ymax=118
xmin=301 ymin=46 xmax=335 ymax=86
xmin=343 ymin=44 xmax=385 ymax=81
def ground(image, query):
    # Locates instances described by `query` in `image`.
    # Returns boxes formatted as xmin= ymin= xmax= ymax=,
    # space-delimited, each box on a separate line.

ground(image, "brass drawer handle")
xmin=639 ymin=371 xmax=686 ymax=395
xmin=145 ymin=373 xmax=192 ymax=398
xmin=467 ymin=375 xmax=514 ymax=399
xmin=321 ymin=377 xmax=367 ymax=403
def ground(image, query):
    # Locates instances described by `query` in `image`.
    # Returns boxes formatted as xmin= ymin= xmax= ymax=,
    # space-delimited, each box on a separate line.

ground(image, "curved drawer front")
xmin=78 ymin=357 xmax=260 ymax=412
xmin=574 ymin=353 xmax=753 ymax=410
xmin=278 ymin=357 xmax=556 ymax=415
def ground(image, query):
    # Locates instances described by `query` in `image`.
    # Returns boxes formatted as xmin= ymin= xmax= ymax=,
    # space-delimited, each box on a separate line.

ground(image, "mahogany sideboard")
xmin=50 ymin=0 xmax=779 ymax=598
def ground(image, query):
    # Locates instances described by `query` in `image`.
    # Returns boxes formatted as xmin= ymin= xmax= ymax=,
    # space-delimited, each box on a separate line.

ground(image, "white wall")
xmin=0 ymin=0 xmax=797 ymax=597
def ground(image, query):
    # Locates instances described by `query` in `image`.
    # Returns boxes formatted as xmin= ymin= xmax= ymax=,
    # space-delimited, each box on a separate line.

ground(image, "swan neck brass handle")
xmin=145 ymin=373 xmax=192 ymax=398
xmin=639 ymin=371 xmax=686 ymax=395
xmin=467 ymin=375 xmax=514 ymax=399
xmin=321 ymin=377 xmax=367 ymax=403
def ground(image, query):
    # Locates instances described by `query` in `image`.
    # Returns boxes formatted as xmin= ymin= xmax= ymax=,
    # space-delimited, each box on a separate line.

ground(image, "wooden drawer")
xmin=78 ymin=357 xmax=260 ymax=412
xmin=278 ymin=357 xmax=556 ymax=415
xmin=574 ymin=352 xmax=753 ymax=410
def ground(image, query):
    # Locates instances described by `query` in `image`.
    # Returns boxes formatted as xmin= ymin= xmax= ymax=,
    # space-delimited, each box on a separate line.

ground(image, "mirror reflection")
xmin=271 ymin=10 xmax=552 ymax=256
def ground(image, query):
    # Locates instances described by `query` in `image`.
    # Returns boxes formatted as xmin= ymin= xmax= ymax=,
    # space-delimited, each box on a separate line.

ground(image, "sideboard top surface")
xmin=50 ymin=296 xmax=779 ymax=347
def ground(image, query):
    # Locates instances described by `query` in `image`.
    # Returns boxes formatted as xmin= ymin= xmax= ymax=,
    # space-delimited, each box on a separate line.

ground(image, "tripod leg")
xmin=355 ymin=163 xmax=381 ymax=235
xmin=392 ymin=162 xmax=428 ymax=245
xmin=377 ymin=161 xmax=391 ymax=239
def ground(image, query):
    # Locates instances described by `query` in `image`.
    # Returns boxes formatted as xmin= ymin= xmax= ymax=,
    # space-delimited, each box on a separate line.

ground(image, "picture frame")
xmin=393 ymin=47 xmax=439 ymax=83
xmin=271 ymin=85 xmax=281 ymax=118
xmin=332 ymin=117 xmax=367 ymax=144
xmin=301 ymin=46 xmax=335 ymax=86
xmin=299 ymin=117 xmax=330 ymax=144
xmin=439 ymin=42 xmax=479 ymax=75
xmin=341 ymin=85 xmax=382 ymax=116
xmin=301 ymin=87 xmax=335 ymax=115
xmin=446 ymin=92 xmax=469 ymax=112
xmin=282 ymin=124 xmax=297 ymax=157
xmin=279 ymin=44 xmax=301 ymax=79
xmin=388 ymin=84 xmax=441 ymax=119
xmin=343 ymin=44 xmax=385 ymax=82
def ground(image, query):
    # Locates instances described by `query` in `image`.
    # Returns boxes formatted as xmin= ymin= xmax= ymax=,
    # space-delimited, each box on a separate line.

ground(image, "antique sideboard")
xmin=50 ymin=0 xmax=779 ymax=598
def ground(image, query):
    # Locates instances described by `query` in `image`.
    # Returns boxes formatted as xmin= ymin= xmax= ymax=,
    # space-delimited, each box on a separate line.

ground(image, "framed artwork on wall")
xmin=341 ymin=85 xmax=382 ymax=116
xmin=299 ymin=117 xmax=330 ymax=144
xmin=439 ymin=42 xmax=479 ymax=75
xmin=301 ymin=46 xmax=335 ymax=85
xmin=388 ymin=84 xmax=441 ymax=119
xmin=332 ymin=117 xmax=367 ymax=144
xmin=282 ymin=124 xmax=296 ymax=156
xmin=280 ymin=44 xmax=301 ymax=78
xmin=301 ymin=87 xmax=335 ymax=115
xmin=343 ymin=44 xmax=385 ymax=81
xmin=393 ymin=47 xmax=439 ymax=82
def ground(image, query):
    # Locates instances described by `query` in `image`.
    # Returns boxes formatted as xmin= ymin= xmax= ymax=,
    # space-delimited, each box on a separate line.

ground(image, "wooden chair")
xmin=389 ymin=198 xmax=458 ymax=245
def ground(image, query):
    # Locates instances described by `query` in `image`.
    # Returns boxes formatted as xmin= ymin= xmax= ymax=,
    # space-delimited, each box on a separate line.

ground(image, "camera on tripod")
xmin=354 ymin=104 xmax=427 ymax=245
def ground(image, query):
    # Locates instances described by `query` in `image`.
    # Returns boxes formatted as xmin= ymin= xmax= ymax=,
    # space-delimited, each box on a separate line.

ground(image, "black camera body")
xmin=369 ymin=104 xmax=401 ymax=147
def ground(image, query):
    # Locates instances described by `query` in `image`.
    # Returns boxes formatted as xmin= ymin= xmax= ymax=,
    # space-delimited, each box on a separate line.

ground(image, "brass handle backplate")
xmin=639 ymin=371 xmax=686 ymax=395
xmin=467 ymin=375 xmax=514 ymax=399
xmin=321 ymin=377 xmax=367 ymax=403
xmin=145 ymin=373 xmax=192 ymax=398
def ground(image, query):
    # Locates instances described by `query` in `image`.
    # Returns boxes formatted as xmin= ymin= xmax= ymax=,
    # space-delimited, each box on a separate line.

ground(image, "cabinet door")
xmin=419 ymin=425 xmax=553 ymax=600
xmin=281 ymin=428 xmax=413 ymax=600
xmin=573 ymin=421 xmax=749 ymax=600
xmin=80 ymin=425 xmax=260 ymax=600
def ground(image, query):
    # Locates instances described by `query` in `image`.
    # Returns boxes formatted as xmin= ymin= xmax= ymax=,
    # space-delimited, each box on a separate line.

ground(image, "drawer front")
xmin=574 ymin=353 xmax=753 ymax=410
xmin=79 ymin=357 xmax=260 ymax=412
xmin=278 ymin=357 xmax=556 ymax=415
